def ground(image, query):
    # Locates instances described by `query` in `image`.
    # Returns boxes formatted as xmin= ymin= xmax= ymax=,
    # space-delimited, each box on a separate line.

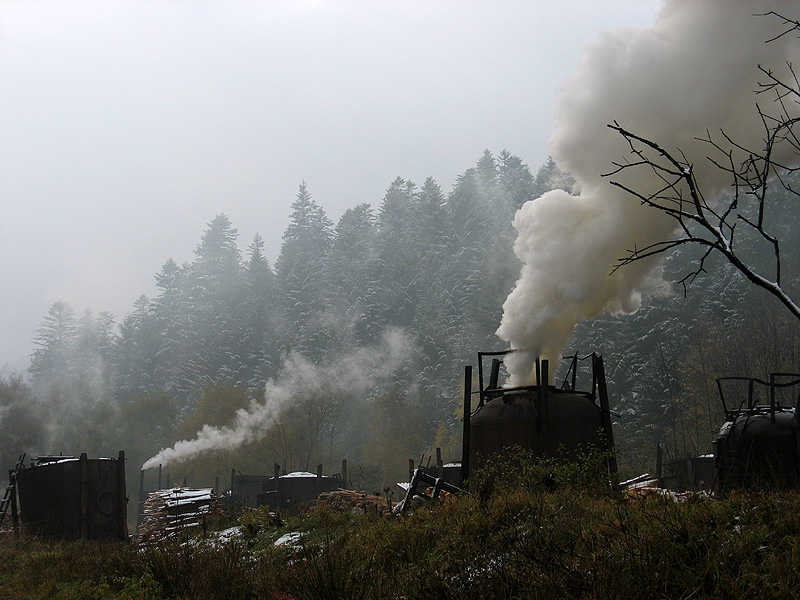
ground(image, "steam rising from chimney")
xmin=497 ymin=0 xmax=800 ymax=385
xmin=142 ymin=329 xmax=413 ymax=469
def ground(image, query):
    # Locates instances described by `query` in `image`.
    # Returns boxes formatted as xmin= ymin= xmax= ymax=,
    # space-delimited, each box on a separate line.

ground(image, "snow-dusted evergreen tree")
xmin=182 ymin=214 xmax=244 ymax=397
xmin=325 ymin=203 xmax=379 ymax=348
xmin=372 ymin=177 xmax=420 ymax=331
xmin=115 ymin=295 xmax=161 ymax=399
xmin=531 ymin=156 xmax=575 ymax=199
xmin=443 ymin=166 xmax=484 ymax=363
xmin=472 ymin=149 xmax=520 ymax=349
xmin=29 ymin=300 xmax=78 ymax=389
xmin=191 ymin=214 xmax=242 ymax=296
xmin=498 ymin=149 xmax=535 ymax=212
xmin=150 ymin=258 xmax=190 ymax=397
xmin=443 ymin=153 xmax=510 ymax=363
xmin=274 ymin=182 xmax=334 ymax=358
xmin=411 ymin=177 xmax=457 ymax=402
xmin=238 ymin=233 xmax=277 ymax=390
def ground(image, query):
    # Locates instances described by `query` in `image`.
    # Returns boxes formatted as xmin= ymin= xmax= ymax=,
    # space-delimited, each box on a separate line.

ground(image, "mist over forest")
xmin=2 ymin=148 xmax=799 ymax=494
xmin=0 ymin=150 xmax=546 ymax=491
xmin=3 ymin=2 xmax=800 ymax=504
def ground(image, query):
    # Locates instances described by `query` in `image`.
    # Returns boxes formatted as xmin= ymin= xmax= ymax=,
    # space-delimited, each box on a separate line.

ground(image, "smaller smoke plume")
xmin=142 ymin=328 xmax=413 ymax=469
xmin=497 ymin=0 xmax=800 ymax=385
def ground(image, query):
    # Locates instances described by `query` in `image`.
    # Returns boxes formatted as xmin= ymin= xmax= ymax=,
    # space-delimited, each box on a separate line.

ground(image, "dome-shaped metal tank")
xmin=713 ymin=374 xmax=800 ymax=493
xmin=714 ymin=409 xmax=799 ymax=491
xmin=462 ymin=352 xmax=616 ymax=482
xmin=15 ymin=452 xmax=128 ymax=541
xmin=468 ymin=387 xmax=606 ymax=466
xmin=261 ymin=465 xmax=345 ymax=516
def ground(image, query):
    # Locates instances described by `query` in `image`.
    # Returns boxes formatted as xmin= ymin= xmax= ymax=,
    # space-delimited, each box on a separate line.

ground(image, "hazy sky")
xmin=0 ymin=0 xmax=661 ymax=372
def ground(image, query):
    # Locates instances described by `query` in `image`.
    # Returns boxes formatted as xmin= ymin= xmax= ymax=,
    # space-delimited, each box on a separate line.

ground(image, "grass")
xmin=3 ymin=454 xmax=800 ymax=599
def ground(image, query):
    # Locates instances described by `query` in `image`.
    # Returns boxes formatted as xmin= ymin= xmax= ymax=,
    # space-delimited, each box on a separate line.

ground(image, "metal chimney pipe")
xmin=461 ymin=365 xmax=472 ymax=487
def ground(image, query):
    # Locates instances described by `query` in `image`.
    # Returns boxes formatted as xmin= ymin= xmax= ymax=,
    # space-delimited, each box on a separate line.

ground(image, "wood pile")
xmin=620 ymin=473 xmax=712 ymax=502
xmin=620 ymin=473 xmax=660 ymax=494
xmin=136 ymin=487 xmax=217 ymax=544
xmin=315 ymin=490 xmax=393 ymax=514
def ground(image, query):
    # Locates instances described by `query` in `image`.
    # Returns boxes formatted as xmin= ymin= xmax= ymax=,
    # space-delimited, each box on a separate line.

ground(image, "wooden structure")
xmin=394 ymin=468 xmax=462 ymax=513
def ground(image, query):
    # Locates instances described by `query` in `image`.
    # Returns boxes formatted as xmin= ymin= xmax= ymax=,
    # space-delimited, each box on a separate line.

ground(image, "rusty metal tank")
xmin=262 ymin=468 xmax=344 ymax=516
xmin=15 ymin=452 xmax=128 ymax=541
xmin=463 ymin=352 xmax=616 ymax=482
xmin=713 ymin=374 xmax=800 ymax=492
xmin=469 ymin=388 xmax=607 ymax=462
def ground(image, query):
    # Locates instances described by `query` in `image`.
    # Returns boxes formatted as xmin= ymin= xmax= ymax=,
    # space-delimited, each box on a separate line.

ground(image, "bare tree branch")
xmin=600 ymin=12 xmax=800 ymax=323
xmin=604 ymin=116 xmax=800 ymax=321
xmin=757 ymin=12 xmax=800 ymax=44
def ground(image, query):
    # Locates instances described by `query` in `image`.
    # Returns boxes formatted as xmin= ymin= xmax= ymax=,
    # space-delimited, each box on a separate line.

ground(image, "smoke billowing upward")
xmin=497 ymin=0 xmax=800 ymax=385
xmin=142 ymin=329 xmax=413 ymax=470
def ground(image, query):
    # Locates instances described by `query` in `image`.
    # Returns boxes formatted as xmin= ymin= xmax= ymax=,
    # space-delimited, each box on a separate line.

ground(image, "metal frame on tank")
xmin=461 ymin=350 xmax=617 ymax=488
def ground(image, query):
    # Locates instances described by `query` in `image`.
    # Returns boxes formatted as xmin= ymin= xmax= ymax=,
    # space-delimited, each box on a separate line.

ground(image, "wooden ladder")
xmin=0 ymin=453 xmax=26 ymax=527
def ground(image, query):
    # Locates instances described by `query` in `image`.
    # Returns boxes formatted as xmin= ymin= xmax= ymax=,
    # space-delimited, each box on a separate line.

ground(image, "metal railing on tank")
xmin=717 ymin=373 xmax=800 ymax=423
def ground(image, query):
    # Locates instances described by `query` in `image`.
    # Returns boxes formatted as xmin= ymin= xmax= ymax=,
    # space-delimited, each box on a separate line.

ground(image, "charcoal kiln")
xmin=262 ymin=463 xmax=344 ymax=516
xmin=461 ymin=352 xmax=616 ymax=485
xmin=656 ymin=452 xmax=716 ymax=492
xmin=15 ymin=452 xmax=128 ymax=541
xmin=713 ymin=374 xmax=800 ymax=493
xmin=226 ymin=473 xmax=270 ymax=509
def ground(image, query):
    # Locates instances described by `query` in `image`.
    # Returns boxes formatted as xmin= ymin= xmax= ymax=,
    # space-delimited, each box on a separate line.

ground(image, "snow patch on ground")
xmin=274 ymin=531 xmax=304 ymax=549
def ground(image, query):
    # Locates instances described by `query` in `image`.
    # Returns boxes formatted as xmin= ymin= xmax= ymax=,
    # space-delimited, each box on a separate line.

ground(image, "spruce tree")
xmin=326 ymin=203 xmax=379 ymax=347
xmin=275 ymin=182 xmax=334 ymax=358
xmin=29 ymin=300 xmax=78 ymax=389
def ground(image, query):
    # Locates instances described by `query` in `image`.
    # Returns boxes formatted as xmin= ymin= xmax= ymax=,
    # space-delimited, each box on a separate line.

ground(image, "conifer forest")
xmin=2 ymin=151 xmax=799 ymax=492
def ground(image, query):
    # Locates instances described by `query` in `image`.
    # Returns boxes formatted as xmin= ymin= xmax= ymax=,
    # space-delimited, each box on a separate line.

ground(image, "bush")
xmin=3 ymin=455 xmax=800 ymax=599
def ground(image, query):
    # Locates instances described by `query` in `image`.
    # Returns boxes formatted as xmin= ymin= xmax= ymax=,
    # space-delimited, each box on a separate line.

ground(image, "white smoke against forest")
xmin=142 ymin=328 xmax=413 ymax=469
xmin=497 ymin=0 xmax=800 ymax=385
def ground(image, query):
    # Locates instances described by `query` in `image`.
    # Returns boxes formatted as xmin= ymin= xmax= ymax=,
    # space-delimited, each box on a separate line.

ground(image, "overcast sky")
xmin=0 ymin=0 xmax=661 ymax=373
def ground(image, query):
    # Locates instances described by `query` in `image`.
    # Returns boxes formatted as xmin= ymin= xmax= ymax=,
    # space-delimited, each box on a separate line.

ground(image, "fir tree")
xmin=275 ymin=182 xmax=334 ymax=357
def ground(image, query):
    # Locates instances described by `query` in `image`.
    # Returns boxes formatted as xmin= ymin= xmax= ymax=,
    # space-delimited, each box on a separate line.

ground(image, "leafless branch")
xmin=604 ymin=119 xmax=800 ymax=321
xmin=602 ymin=12 xmax=800 ymax=322
xmin=757 ymin=12 xmax=800 ymax=44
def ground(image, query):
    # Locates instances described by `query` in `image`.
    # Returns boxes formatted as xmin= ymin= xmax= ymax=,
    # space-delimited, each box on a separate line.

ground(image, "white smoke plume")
xmin=497 ymin=0 xmax=800 ymax=385
xmin=142 ymin=328 xmax=414 ymax=469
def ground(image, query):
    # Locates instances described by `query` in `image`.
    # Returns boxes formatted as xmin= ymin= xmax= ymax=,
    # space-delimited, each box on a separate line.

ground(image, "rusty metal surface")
xmin=16 ymin=453 xmax=127 ymax=541
xmin=714 ymin=409 xmax=799 ymax=492
xmin=468 ymin=386 xmax=605 ymax=472
xmin=262 ymin=473 xmax=343 ymax=516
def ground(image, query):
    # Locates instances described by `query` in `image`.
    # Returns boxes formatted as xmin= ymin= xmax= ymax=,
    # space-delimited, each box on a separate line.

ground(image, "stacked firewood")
xmin=315 ymin=489 xmax=393 ymax=514
xmin=620 ymin=474 xmax=711 ymax=502
xmin=136 ymin=487 xmax=216 ymax=544
xmin=620 ymin=473 xmax=660 ymax=496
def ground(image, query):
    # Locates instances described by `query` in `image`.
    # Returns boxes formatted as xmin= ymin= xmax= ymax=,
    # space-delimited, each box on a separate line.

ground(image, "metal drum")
xmin=462 ymin=353 xmax=616 ymax=483
xmin=469 ymin=387 xmax=606 ymax=469
xmin=714 ymin=409 xmax=799 ymax=491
